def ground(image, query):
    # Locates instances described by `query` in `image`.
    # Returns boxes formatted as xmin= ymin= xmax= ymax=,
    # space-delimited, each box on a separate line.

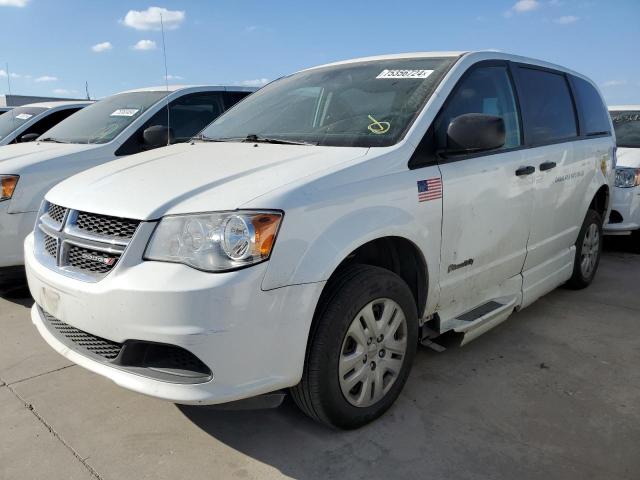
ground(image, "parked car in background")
xmin=0 ymin=85 xmax=255 ymax=273
xmin=24 ymin=51 xmax=613 ymax=429
xmin=0 ymin=107 xmax=13 ymax=115
xmin=605 ymin=105 xmax=640 ymax=238
xmin=0 ymin=101 xmax=92 ymax=146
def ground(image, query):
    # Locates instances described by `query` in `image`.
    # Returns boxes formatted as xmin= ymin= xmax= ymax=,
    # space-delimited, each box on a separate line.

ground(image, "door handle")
xmin=515 ymin=166 xmax=535 ymax=176
xmin=539 ymin=161 xmax=557 ymax=171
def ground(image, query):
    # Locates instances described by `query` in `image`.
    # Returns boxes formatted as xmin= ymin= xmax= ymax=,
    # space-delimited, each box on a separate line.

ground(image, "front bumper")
xmin=25 ymin=233 xmax=325 ymax=405
xmin=604 ymin=185 xmax=640 ymax=234
xmin=0 ymin=203 xmax=37 ymax=267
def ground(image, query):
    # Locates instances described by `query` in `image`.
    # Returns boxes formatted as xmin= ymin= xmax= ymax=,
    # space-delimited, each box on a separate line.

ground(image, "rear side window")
xmin=570 ymin=76 xmax=611 ymax=136
xmin=435 ymin=65 xmax=521 ymax=150
xmin=515 ymin=67 xmax=577 ymax=145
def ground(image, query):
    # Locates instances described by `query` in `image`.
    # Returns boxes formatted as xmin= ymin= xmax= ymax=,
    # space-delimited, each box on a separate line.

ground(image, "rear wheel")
xmin=291 ymin=264 xmax=418 ymax=429
xmin=566 ymin=209 xmax=603 ymax=289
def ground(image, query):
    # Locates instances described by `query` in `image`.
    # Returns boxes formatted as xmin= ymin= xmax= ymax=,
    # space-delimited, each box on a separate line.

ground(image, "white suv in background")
xmin=0 ymin=100 xmax=92 ymax=146
xmin=25 ymin=52 xmax=614 ymax=429
xmin=606 ymin=106 xmax=640 ymax=238
xmin=0 ymin=85 xmax=255 ymax=274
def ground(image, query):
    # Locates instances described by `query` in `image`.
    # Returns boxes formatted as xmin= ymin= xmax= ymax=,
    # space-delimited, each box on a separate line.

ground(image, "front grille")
xmin=76 ymin=212 xmax=140 ymax=239
xmin=42 ymin=310 xmax=122 ymax=360
xmin=44 ymin=234 xmax=57 ymax=258
xmin=47 ymin=203 xmax=67 ymax=224
xmin=36 ymin=203 xmax=141 ymax=281
xmin=68 ymin=246 xmax=119 ymax=274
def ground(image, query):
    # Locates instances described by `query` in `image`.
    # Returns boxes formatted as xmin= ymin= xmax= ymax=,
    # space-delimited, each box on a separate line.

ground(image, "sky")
xmin=0 ymin=0 xmax=638 ymax=104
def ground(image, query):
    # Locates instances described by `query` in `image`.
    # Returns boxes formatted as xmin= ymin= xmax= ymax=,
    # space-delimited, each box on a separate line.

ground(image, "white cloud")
xmin=239 ymin=78 xmax=269 ymax=87
xmin=554 ymin=15 xmax=578 ymax=24
xmin=602 ymin=80 xmax=627 ymax=88
xmin=164 ymin=74 xmax=184 ymax=80
xmin=52 ymin=88 xmax=79 ymax=95
xmin=122 ymin=7 xmax=185 ymax=31
xmin=132 ymin=39 xmax=157 ymax=51
xmin=35 ymin=75 xmax=57 ymax=82
xmin=0 ymin=69 xmax=22 ymax=78
xmin=513 ymin=0 xmax=540 ymax=12
xmin=91 ymin=41 xmax=113 ymax=53
xmin=0 ymin=0 xmax=29 ymax=7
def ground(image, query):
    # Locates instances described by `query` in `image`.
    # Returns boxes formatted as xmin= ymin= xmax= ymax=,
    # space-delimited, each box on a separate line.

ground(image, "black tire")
xmin=566 ymin=209 xmax=603 ymax=289
xmin=631 ymin=230 xmax=640 ymax=253
xmin=290 ymin=264 xmax=418 ymax=429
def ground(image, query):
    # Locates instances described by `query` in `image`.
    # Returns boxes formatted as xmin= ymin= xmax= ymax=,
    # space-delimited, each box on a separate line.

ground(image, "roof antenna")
xmin=160 ymin=12 xmax=171 ymax=146
xmin=85 ymin=81 xmax=91 ymax=100
xmin=5 ymin=63 xmax=17 ymax=133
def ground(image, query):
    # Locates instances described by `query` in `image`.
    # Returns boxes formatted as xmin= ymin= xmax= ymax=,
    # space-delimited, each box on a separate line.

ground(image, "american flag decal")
xmin=417 ymin=178 xmax=443 ymax=202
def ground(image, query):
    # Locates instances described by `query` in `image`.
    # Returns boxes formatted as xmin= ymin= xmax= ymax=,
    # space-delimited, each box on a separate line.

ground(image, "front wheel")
xmin=566 ymin=209 xmax=603 ymax=289
xmin=290 ymin=264 xmax=418 ymax=429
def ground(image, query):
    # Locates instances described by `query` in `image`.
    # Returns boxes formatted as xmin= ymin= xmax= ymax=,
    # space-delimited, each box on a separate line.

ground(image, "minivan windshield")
xmin=610 ymin=110 xmax=640 ymax=148
xmin=40 ymin=91 xmax=168 ymax=144
xmin=0 ymin=106 xmax=47 ymax=141
xmin=201 ymin=57 xmax=457 ymax=147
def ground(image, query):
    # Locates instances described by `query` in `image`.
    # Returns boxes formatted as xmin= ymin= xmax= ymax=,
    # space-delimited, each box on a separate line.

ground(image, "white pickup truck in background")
xmin=606 ymin=106 xmax=640 ymax=239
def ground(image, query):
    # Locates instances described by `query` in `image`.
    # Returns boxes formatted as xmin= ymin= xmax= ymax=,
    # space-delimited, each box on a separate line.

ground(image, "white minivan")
xmin=25 ymin=52 xmax=614 ymax=429
xmin=605 ymin=106 xmax=640 ymax=238
xmin=0 ymin=85 xmax=255 ymax=273
xmin=0 ymin=100 xmax=92 ymax=146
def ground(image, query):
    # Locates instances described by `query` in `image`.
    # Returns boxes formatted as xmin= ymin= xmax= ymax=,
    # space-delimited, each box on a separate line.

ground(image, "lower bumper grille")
xmin=39 ymin=307 xmax=212 ymax=384
xmin=43 ymin=310 xmax=122 ymax=360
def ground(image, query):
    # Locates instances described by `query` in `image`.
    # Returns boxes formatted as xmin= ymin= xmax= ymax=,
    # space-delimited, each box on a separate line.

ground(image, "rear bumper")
xmin=25 ymin=233 xmax=325 ymax=405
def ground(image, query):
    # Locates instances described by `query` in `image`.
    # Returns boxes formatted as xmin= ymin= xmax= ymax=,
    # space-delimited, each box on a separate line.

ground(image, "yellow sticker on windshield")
xmin=367 ymin=115 xmax=390 ymax=135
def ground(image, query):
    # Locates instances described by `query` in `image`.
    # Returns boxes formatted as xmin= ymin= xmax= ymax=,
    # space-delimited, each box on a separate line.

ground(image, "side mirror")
xmin=20 ymin=133 xmax=40 ymax=143
xmin=445 ymin=113 xmax=506 ymax=155
xmin=143 ymin=125 xmax=174 ymax=148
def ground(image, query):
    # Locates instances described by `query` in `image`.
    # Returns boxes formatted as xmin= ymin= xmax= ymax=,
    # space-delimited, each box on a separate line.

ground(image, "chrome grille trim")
xmin=34 ymin=202 xmax=141 ymax=282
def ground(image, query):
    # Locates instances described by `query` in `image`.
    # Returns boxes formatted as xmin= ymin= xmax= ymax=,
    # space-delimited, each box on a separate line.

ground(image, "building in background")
xmin=0 ymin=94 xmax=85 ymax=107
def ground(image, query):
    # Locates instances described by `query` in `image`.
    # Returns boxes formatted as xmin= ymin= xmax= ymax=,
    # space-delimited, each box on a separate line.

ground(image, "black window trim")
xmin=409 ymin=60 xmax=611 ymax=170
xmin=567 ymin=74 xmax=612 ymax=138
xmin=409 ymin=59 xmax=523 ymax=168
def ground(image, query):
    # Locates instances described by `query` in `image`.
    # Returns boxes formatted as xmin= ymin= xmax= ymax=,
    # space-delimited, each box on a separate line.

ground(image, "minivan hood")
xmin=0 ymin=142 xmax=99 ymax=174
xmin=47 ymin=142 xmax=369 ymax=219
xmin=616 ymin=147 xmax=640 ymax=169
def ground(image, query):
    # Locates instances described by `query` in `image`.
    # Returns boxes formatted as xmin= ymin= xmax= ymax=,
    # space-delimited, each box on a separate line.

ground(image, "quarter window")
xmin=435 ymin=65 xmax=521 ymax=151
xmin=570 ymin=76 xmax=611 ymax=136
xmin=516 ymin=67 xmax=577 ymax=145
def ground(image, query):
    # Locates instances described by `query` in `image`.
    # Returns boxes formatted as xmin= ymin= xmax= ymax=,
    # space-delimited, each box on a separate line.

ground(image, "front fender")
xmin=262 ymin=201 xmax=441 ymax=308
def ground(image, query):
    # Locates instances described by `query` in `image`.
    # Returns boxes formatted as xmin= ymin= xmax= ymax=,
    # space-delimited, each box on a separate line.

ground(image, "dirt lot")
xmin=1 ymin=239 xmax=639 ymax=480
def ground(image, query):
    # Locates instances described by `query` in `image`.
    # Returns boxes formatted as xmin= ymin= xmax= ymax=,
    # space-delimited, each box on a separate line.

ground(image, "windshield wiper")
xmin=194 ymin=134 xmax=316 ymax=146
xmin=39 ymin=137 xmax=70 ymax=144
xmin=244 ymin=134 xmax=317 ymax=146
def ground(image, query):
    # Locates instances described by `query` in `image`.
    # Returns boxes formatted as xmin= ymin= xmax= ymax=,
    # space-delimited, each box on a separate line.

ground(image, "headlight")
xmin=144 ymin=211 xmax=283 ymax=272
xmin=0 ymin=175 xmax=19 ymax=202
xmin=614 ymin=167 xmax=640 ymax=188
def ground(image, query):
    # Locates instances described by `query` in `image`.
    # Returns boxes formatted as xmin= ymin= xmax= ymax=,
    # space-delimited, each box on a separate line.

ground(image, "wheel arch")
xmin=317 ymin=235 xmax=429 ymax=320
xmin=589 ymin=184 xmax=610 ymax=221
